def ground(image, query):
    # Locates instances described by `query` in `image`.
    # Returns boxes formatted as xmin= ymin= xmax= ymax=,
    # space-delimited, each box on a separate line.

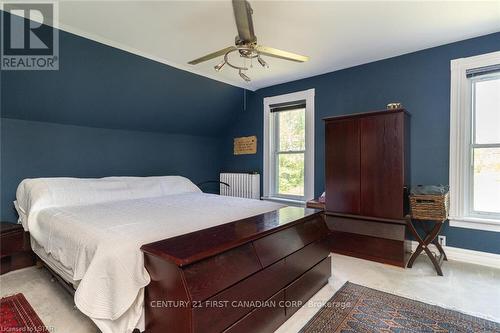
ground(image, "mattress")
xmin=31 ymin=237 xmax=78 ymax=288
xmin=25 ymin=191 xmax=284 ymax=333
xmin=33 ymin=236 xmax=147 ymax=333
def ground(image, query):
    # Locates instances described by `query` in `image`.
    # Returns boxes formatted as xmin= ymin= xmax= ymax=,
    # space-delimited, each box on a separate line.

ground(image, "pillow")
xmin=15 ymin=176 xmax=201 ymax=230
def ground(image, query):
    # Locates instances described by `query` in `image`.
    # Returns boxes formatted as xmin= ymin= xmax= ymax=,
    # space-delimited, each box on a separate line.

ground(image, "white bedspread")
xmin=26 ymin=191 xmax=283 ymax=333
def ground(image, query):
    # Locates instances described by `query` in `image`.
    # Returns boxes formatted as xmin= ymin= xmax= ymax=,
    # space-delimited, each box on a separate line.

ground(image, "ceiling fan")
xmin=188 ymin=0 xmax=309 ymax=82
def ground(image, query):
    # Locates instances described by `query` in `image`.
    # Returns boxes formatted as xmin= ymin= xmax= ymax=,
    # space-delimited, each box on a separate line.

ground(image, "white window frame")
xmin=263 ymin=89 xmax=315 ymax=205
xmin=449 ymin=51 xmax=500 ymax=232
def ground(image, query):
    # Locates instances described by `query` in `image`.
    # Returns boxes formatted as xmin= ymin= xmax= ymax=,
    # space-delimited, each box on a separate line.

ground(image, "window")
xmin=274 ymin=104 xmax=306 ymax=197
xmin=471 ymin=74 xmax=500 ymax=215
xmin=450 ymin=51 xmax=500 ymax=232
xmin=263 ymin=89 xmax=314 ymax=204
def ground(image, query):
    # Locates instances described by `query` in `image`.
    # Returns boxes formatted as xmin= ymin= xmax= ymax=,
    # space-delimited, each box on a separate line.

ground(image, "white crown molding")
xmin=8 ymin=0 xmax=500 ymax=92
xmin=55 ymin=21 xmax=256 ymax=91
xmin=3 ymin=8 xmax=252 ymax=89
xmin=409 ymin=241 xmax=500 ymax=269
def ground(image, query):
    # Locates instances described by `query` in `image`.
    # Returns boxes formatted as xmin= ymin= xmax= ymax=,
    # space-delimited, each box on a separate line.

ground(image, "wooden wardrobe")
xmin=324 ymin=108 xmax=410 ymax=267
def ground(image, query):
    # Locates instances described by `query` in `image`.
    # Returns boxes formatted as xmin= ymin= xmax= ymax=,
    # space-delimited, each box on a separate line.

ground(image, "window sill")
xmin=449 ymin=216 xmax=500 ymax=232
xmin=261 ymin=196 xmax=306 ymax=207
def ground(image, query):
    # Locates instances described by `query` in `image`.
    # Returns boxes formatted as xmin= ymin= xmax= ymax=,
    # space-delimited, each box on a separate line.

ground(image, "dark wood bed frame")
xmin=141 ymin=206 xmax=331 ymax=333
xmin=38 ymin=206 xmax=330 ymax=333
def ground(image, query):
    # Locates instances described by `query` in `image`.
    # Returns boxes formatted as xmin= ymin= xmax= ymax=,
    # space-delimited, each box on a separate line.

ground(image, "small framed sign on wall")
xmin=234 ymin=136 xmax=257 ymax=155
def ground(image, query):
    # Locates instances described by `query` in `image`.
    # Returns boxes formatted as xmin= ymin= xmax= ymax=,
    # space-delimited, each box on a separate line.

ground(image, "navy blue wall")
xmin=1 ymin=25 xmax=243 ymax=222
xmin=221 ymin=32 xmax=500 ymax=254
xmin=1 ymin=25 xmax=243 ymax=135
xmin=1 ymin=119 xmax=222 ymax=221
xmin=1 ymin=15 xmax=499 ymax=254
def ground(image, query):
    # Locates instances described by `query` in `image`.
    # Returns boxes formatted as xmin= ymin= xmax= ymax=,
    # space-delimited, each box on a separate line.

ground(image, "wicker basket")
xmin=410 ymin=192 xmax=449 ymax=220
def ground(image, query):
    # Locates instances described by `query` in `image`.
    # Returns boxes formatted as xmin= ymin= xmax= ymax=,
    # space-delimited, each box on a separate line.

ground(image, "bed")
xmin=15 ymin=176 xmax=330 ymax=333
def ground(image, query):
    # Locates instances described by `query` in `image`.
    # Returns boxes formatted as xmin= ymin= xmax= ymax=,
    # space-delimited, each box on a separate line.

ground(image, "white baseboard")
xmin=410 ymin=241 xmax=500 ymax=269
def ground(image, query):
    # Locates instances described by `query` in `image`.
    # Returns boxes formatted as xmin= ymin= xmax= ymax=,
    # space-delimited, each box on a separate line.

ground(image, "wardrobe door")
xmin=360 ymin=113 xmax=404 ymax=219
xmin=325 ymin=119 xmax=360 ymax=214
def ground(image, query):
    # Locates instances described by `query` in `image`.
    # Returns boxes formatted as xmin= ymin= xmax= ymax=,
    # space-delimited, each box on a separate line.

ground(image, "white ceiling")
xmin=53 ymin=1 xmax=500 ymax=90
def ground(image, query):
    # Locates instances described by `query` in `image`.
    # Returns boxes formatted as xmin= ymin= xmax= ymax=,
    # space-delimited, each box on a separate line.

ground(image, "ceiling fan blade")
xmin=188 ymin=46 xmax=236 ymax=65
xmin=256 ymin=45 xmax=309 ymax=63
xmin=232 ymin=0 xmax=257 ymax=44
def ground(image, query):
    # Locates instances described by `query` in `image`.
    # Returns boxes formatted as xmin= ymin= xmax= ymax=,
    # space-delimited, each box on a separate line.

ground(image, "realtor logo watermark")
xmin=1 ymin=1 xmax=59 ymax=70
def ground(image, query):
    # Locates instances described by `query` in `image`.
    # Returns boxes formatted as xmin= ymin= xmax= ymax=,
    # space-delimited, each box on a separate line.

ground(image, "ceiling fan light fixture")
xmin=239 ymin=69 xmax=251 ymax=82
xmin=214 ymin=60 xmax=226 ymax=72
xmin=257 ymin=56 xmax=268 ymax=68
xmin=188 ymin=0 xmax=308 ymax=83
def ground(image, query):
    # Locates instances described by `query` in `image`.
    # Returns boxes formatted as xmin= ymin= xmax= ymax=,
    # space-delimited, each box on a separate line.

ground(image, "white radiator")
xmin=220 ymin=173 xmax=260 ymax=199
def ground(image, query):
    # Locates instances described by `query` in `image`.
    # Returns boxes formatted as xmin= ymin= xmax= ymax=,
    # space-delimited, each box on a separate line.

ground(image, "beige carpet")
xmin=1 ymin=254 xmax=499 ymax=333
xmin=0 ymin=267 xmax=97 ymax=333
xmin=300 ymin=282 xmax=500 ymax=332
xmin=277 ymin=254 xmax=500 ymax=333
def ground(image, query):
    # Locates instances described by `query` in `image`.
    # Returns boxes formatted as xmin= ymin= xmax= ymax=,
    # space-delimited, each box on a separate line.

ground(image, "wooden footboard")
xmin=141 ymin=207 xmax=331 ymax=333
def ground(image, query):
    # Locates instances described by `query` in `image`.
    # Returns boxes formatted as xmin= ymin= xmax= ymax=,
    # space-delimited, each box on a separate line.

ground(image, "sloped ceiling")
xmin=53 ymin=1 xmax=500 ymax=90
xmin=2 ymin=1 xmax=499 ymax=136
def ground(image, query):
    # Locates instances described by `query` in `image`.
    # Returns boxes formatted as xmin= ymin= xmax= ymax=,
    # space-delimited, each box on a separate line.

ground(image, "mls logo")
xmin=1 ymin=1 xmax=59 ymax=70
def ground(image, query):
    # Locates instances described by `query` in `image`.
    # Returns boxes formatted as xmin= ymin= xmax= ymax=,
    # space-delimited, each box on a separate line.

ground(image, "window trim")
xmin=263 ymin=89 xmax=315 ymax=204
xmin=449 ymin=51 xmax=500 ymax=232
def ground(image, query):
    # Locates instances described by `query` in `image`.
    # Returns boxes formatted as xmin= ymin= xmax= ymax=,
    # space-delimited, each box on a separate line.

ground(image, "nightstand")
xmin=0 ymin=222 xmax=35 ymax=274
